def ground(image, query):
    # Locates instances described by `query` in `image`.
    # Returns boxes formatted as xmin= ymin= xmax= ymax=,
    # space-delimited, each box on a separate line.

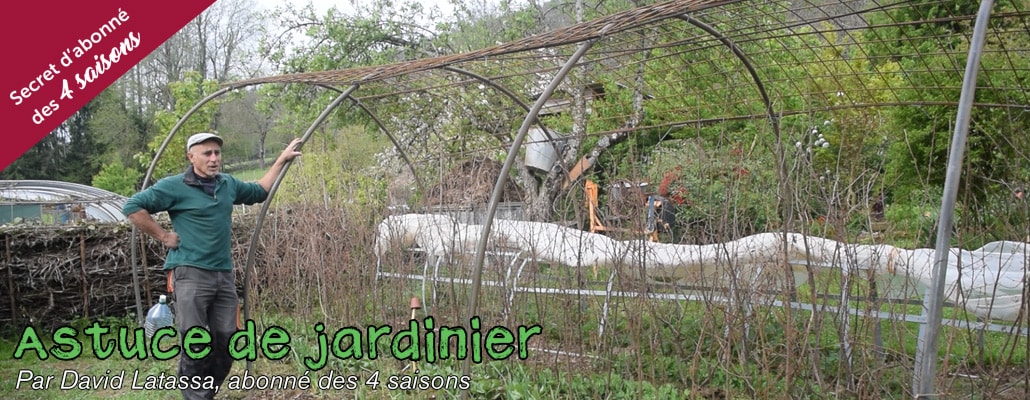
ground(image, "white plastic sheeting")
xmin=375 ymin=213 xmax=1029 ymax=322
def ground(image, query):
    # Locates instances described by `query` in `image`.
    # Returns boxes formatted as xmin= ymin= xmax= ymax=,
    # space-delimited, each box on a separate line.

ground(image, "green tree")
xmin=89 ymin=84 xmax=154 ymax=165
xmin=92 ymin=161 xmax=143 ymax=196
xmin=0 ymin=133 xmax=67 ymax=181
xmin=61 ymin=96 xmax=105 ymax=184
xmin=136 ymin=72 xmax=222 ymax=181
xmin=867 ymin=0 xmax=1030 ymax=211
xmin=279 ymin=125 xmax=390 ymax=209
xmin=1 ymin=98 xmax=106 ymax=185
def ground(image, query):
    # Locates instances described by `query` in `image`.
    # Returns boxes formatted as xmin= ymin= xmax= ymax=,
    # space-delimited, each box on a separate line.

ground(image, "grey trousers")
xmin=172 ymin=266 xmax=237 ymax=400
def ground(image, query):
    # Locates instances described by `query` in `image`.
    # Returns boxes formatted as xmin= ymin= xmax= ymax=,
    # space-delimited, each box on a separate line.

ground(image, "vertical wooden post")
xmin=139 ymin=231 xmax=152 ymax=308
xmin=409 ymin=297 xmax=422 ymax=374
xmin=5 ymin=234 xmax=15 ymax=325
xmin=79 ymin=232 xmax=90 ymax=320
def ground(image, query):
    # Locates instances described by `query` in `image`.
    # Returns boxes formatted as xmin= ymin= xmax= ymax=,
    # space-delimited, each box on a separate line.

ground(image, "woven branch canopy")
xmin=231 ymin=0 xmax=1029 ymax=196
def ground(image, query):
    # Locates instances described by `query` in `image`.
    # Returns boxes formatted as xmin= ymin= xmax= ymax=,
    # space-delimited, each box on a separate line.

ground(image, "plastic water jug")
xmin=144 ymin=295 xmax=174 ymax=338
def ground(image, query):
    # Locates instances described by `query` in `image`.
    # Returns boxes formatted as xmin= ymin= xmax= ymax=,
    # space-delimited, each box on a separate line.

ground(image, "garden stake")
xmin=410 ymin=296 xmax=421 ymax=374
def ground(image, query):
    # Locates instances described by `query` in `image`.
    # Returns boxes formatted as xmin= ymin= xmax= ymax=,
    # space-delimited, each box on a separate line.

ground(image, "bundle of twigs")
xmin=424 ymin=157 xmax=524 ymax=206
xmin=0 ymin=217 xmax=259 ymax=330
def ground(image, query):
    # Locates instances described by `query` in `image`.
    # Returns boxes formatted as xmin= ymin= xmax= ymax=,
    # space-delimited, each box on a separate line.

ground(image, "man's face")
xmin=187 ymin=140 xmax=222 ymax=179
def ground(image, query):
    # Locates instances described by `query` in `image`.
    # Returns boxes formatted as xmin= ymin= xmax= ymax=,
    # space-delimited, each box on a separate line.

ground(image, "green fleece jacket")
xmin=123 ymin=168 xmax=268 ymax=271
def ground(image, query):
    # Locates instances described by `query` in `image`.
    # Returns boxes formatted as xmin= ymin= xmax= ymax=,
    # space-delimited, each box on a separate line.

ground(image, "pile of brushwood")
xmin=424 ymin=157 xmax=524 ymax=206
xmin=0 ymin=216 xmax=259 ymax=330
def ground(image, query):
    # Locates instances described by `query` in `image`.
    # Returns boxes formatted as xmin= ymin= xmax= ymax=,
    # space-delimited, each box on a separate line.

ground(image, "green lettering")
xmin=184 ymin=326 xmax=211 ymax=359
xmin=303 ymin=323 xmax=328 ymax=371
xmin=366 ymin=325 xmax=391 ymax=359
xmin=84 ymin=322 xmax=114 ymax=359
xmin=517 ymin=325 xmax=542 ymax=359
xmin=261 ymin=325 xmax=290 ymax=360
xmin=230 ymin=320 xmax=257 ymax=361
xmin=151 ymin=327 xmax=179 ymax=360
xmin=391 ymin=320 xmax=419 ymax=361
xmin=117 ymin=327 xmax=147 ymax=360
xmin=331 ymin=327 xmax=362 ymax=359
xmin=52 ymin=326 xmax=82 ymax=360
xmin=485 ymin=327 xmax=514 ymax=359
xmin=471 ymin=317 xmax=482 ymax=363
xmin=424 ymin=317 xmax=436 ymax=362
xmin=440 ymin=326 xmax=465 ymax=360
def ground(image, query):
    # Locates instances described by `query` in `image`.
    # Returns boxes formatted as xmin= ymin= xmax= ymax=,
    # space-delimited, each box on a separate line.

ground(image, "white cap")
xmin=186 ymin=132 xmax=223 ymax=151
xmin=159 ymin=295 xmax=167 ymax=303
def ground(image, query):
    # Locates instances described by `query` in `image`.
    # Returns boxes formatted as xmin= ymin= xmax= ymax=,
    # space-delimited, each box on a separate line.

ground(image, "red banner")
xmin=0 ymin=1 xmax=216 ymax=171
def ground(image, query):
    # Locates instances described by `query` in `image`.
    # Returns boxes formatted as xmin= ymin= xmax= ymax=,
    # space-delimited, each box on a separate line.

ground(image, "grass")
xmin=3 ymin=286 xmax=1026 ymax=399
xmin=226 ymin=168 xmax=264 ymax=182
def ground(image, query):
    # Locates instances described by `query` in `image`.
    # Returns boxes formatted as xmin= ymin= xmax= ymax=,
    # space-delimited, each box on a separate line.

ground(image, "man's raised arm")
xmin=257 ymin=138 xmax=303 ymax=192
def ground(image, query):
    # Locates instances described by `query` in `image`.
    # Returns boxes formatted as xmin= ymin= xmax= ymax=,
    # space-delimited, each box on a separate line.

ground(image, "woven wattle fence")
xmin=0 ymin=218 xmax=259 ymax=330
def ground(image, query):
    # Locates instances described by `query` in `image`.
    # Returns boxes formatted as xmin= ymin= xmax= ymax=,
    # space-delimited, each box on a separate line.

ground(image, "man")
xmin=123 ymin=133 xmax=301 ymax=399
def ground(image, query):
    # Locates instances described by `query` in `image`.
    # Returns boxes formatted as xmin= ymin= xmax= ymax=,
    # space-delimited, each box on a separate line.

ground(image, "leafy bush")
xmin=92 ymin=161 xmax=143 ymax=196
xmin=646 ymin=137 xmax=780 ymax=243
